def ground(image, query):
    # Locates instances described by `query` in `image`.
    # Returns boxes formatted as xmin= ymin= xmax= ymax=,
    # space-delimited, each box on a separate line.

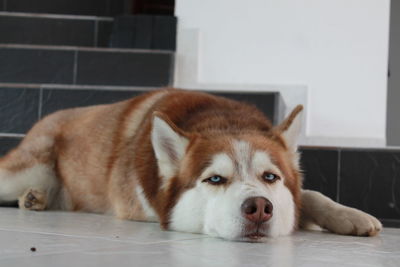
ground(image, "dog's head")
xmin=151 ymin=105 xmax=303 ymax=242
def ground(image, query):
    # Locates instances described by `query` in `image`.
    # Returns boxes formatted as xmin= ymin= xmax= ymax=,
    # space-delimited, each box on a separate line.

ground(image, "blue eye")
xmin=204 ymin=175 xmax=227 ymax=185
xmin=262 ymin=172 xmax=279 ymax=182
xmin=210 ymin=176 xmax=221 ymax=182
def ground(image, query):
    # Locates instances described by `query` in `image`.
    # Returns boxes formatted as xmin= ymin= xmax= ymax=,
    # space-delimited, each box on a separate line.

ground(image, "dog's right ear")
xmin=275 ymin=105 xmax=303 ymax=152
xmin=151 ymin=112 xmax=189 ymax=181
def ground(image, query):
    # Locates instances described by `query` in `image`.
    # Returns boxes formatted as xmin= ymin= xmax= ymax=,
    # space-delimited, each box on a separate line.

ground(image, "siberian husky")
xmin=0 ymin=89 xmax=381 ymax=241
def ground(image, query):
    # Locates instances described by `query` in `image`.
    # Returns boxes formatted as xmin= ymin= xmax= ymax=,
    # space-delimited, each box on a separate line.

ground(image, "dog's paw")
xmin=323 ymin=206 xmax=382 ymax=236
xmin=18 ymin=189 xmax=47 ymax=211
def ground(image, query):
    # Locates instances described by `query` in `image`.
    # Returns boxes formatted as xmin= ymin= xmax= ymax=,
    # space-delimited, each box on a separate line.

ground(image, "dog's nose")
xmin=241 ymin=197 xmax=273 ymax=223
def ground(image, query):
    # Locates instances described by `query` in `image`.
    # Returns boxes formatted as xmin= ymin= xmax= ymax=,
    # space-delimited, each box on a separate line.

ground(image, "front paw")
xmin=323 ymin=207 xmax=382 ymax=236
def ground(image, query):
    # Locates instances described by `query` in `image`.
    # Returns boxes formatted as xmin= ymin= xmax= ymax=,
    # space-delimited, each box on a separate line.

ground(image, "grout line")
xmin=0 ymin=43 xmax=174 ymax=54
xmin=94 ymin=20 xmax=99 ymax=47
xmin=0 ymin=226 xmax=208 ymax=245
xmin=168 ymin=52 xmax=175 ymax=86
xmin=0 ymin=133 xmax=25 ymax=138
xmin=336 ymin=149 xmax=341 ymax=203
xmin=0 ymin=11 xmax=113 ymax=21
xmin=72 ymin=50 xmax=78 ymax=85
xmin=0 ymin=82 xmax=160 ymax=91
xmin=0 ymin=82 xmax=41 ymax=89
xmin=38 ymin=87 xmax=43 ymax=119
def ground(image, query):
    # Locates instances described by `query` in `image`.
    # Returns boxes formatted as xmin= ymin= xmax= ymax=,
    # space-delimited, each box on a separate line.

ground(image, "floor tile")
xmin=0 ymin=208 xmax=398 ymax=267
xmin=0 ymin=208 xmax=203 ymax=244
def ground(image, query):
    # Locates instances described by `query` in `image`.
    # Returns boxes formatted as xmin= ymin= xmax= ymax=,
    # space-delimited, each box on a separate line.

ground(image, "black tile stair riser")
xmin=299 ymin=148 xmax=339 ymax=201
xmin=4 ymin=0 xmax=125 ymax=17
xmin=97 ymin=21 xmax=114 ymax=47
xmin=134 ymin=16 xmax=153 ymax=49
xmin=0 ymin=88 xmax=39 ymax=134
xmin=214 ymin=92 xmax=279 ymax=125
xmin=339 ymin=150 xmax=400 ymax=220
xmin=41 ymin=89 xmax=279 ymax=120
xmin=41 ymin=89 xmax=145 ymax=116
xmin=0 ymin=137 xmax=22 ymax=156
xmin=111 ymin=15 xmax=154 ymax=49
xmin=0 ymin=0 xmax=4 ymax=11
xmin=0 ymin=48 xmax=74 ymax=84
xmin=152 ymin=16 xmax=177 ymax=50
xmin=110 ymin=15 xmax=176 ymax=50
xmin=380 ymin=219 xmax=400 ymax=228
xmin=0 ymin=137 xmax=21 ymax=207
xmin=76 ymin=51 xmax=173 ymax=86
xmin=0 ymin=16 xmax=96 ymax=47
xmin=0 ymin=47 xmax=173 ymax=86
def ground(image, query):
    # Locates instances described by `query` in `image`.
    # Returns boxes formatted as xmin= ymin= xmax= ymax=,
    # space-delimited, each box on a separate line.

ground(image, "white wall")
xmin=174 ymin=0 xmax=390 ymax=147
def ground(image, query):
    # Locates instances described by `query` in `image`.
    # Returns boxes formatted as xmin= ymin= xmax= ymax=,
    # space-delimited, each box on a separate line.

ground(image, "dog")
xmin=0 ymin=89 xmax=381 ymax=241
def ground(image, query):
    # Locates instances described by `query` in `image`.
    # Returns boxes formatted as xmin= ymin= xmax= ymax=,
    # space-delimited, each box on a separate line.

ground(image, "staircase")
xmin=0 ymin=2 xmax=175 ymax=150
xmin=0 ymin=1 xmax=281 ymax=143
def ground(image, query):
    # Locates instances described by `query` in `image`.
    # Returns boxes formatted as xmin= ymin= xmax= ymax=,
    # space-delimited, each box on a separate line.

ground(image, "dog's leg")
xmin=300 ymin=189 xmax=382 ymax=236
xmin=0 ymin=137 xmax=58 ymax=211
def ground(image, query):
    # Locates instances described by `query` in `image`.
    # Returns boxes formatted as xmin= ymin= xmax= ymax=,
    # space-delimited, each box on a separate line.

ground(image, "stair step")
xmin=0 ymin=12 xmax=113 ymax=47
xmin=0 ymin=0 xmax=124 ymax=17
xmin=0 ymin=44 xmax=174 ymax=86
xmin=0 ymin=84 xmax=281 ymax=135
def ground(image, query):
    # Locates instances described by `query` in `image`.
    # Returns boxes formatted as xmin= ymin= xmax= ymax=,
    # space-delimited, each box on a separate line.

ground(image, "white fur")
xmin=252 ymin=151 xmax=283 ymax=179
xmin=200 ymin=153 xmax=234 ymax=179
xmin=151 ymin=116 xmax=189 ymax=185
xmin=170 ymin=140 xmax=296 ymax=240
xmin=135 ymin=185 xmax=158 ymax=222
xmin=169 ymin=181 xmax=206 ymax=234
xmin=232 ymin=140 xmax=252 ymax=177
xmin=0 ymin=164 xmax=57 ymax=202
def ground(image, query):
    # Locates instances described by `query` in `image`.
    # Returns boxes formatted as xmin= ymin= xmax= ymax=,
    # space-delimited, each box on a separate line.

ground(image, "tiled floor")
xmin=0 ymin=207 xmax=399 ymax=267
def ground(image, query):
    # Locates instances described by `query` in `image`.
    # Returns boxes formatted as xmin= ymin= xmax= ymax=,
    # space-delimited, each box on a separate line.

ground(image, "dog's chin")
xmin=234 ymin=231 xmax=269 ymax=243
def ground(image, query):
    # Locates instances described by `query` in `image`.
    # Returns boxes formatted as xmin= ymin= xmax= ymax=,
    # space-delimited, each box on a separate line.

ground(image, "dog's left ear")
xmin=275 ymin=105 xmax=303 ymax=152
xmin=151 ymin=112 xmax=190 ymax=180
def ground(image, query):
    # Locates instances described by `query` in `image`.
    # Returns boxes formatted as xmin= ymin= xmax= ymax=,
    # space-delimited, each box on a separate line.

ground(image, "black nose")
xmin=241 ymin=197 xmax=273 ymax=223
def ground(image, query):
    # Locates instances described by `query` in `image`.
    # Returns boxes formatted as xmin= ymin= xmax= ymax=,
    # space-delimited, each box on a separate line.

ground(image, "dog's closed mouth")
xmin=244 ymin=232 xmax=266 ymax=240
